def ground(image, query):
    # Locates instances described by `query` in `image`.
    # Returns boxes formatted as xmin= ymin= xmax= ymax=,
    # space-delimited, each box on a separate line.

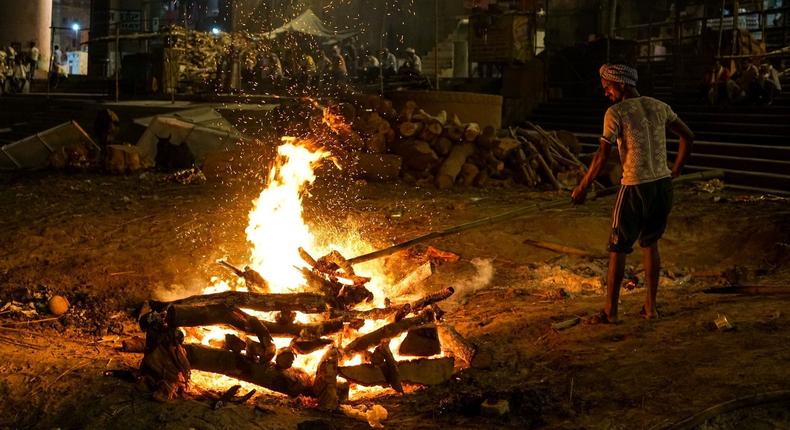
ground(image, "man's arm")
xmin=667 ymin=117 xmax=694 ymax=178
xmin=571 ymin=138 xmax=612 ymax=204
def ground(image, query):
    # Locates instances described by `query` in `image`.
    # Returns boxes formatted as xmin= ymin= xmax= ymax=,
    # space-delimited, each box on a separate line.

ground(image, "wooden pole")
xmin=716 ymin=0 xmax=726 ymax=58
xmin=115 ymin=24 xmax=120 ymax=103
xmin=347 ymin=170 xmax=724 ymax=265
xmin=435 ymin=0 xmax=440 ymax=90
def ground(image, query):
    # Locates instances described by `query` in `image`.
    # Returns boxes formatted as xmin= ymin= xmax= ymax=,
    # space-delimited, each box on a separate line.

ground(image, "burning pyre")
xmin=137 ymin=137 xmax=476 ymax=410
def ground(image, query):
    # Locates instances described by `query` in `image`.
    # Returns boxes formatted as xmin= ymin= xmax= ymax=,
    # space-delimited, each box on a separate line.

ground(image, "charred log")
xmin=338 ymin=357 xmax=454 ymax=387
xmin=150 ymin=291 xmax=332 ymax=314
xmin=184 ymin=344 xmax=312 ymax=397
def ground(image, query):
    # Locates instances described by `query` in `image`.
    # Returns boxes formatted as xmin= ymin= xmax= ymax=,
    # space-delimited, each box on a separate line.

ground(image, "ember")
xmin=137 ymin=137 xmax=475 ymax=408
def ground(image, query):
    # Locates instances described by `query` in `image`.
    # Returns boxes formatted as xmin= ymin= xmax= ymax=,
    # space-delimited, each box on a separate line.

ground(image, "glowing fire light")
xmin=245 ymin=138 xmax=328 ymax=292
xmin=190 ymin=137 xmax=443 ymax=399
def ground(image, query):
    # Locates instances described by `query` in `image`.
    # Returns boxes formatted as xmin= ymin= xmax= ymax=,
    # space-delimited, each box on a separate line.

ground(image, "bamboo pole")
xmin=347 ymin=170 xmax=724 ymax=265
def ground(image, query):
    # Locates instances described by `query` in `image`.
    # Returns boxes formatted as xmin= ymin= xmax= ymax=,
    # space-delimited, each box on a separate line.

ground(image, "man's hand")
xmin=671 ymin=167 xmax=681 ymax=179
xmin=571 ymin=184 xmax=589 ymax=205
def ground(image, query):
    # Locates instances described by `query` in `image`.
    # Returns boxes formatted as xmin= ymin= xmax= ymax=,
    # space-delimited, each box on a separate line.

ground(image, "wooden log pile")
xmin=137 ymin=250 xmax=476 ymax=409
xmin=320 ymin=95 xmax=586 ymax=190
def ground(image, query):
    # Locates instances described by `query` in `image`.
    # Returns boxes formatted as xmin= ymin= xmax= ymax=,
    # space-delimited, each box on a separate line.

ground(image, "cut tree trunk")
xmin=463 ymin=123 xmax=481 ymax=142
xmin=373 ymin=343 xmax=403 ymax=392
xmin=436 ymin=323 xmax=477 ymax=370
xmin=342 ymin=311 xmax=435 ymax=355
xmin=436 ymin=142 xmax=475 ymax=189
xmin=398 ymin=324 xmax=441 ymax=357
xmin=184 ymin=344 xmax=312 ymax=397
xmin=338 ymin=357 xmax=454 ymax=387
xmin=150 ymin=291 xmax=331 ymax=314
xmin=313 ymin=347 xmax=340 ymax=410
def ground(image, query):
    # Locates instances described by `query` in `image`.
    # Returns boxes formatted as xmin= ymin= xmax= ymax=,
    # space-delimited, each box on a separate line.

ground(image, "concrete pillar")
xmin=0 ymin=0 xmax=53 ymax=76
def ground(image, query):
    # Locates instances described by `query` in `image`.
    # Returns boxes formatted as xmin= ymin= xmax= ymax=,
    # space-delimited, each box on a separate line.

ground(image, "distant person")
xmin=330 ymin=45 xmax=348 ymax=82
xmin=28 ymin=41 xmax=39 ymax=80
xmin=758 ymin=61 xmax=782 ymax=105
xmin=381 ymin=48 xmax=397 ymax=76
xmin=361 ymin=50 xmax=380 ymax=81
xmin=735 ymin=58 xmax=760 ymax=104
xmin=705 ymin=61 xmax=739 ymax=106
xmin=12 ymin=57 xmax=28 ymax=93
xmin=0 ymin=50 xmax=8 ymax=95
xmin=572 ymin=64 xmax=694 ymax=324
xmin=342 ymin=38 xmax=358 ymax=78
xmin=400 ymin=47 xmax=422 ymax=75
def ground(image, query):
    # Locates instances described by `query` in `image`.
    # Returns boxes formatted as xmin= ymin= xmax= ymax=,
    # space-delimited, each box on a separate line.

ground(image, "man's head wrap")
xmin=599 ymin=64 xmax=638 ymax=87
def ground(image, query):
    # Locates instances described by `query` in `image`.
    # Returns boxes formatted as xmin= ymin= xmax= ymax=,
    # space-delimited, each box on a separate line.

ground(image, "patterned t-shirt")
xmin=602 ymin=96 xmax=677 ymax=185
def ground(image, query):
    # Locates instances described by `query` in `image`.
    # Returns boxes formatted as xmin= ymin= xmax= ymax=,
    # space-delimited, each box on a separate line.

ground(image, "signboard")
xmin=109 ymin=9 xmax=142 ymax=32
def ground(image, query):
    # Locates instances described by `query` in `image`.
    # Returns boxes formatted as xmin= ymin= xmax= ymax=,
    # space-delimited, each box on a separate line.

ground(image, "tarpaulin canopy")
xmin=0 ymin=121 xmax=99 ymax=170
xmin=265 ymin=9 xmax=357 ymax=41
xmin=135 ymin=108 xmax=243 ymax=168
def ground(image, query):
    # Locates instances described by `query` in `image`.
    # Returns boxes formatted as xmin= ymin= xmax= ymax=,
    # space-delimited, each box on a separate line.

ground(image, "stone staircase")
xmin=528 ymin=69 xmax=790 ymax=195
xmin=420 ymin=37 xmax=456 ymax=78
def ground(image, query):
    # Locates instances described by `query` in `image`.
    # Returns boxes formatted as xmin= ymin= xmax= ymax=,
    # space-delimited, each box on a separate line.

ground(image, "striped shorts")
xmin=608 ymin=177 xmax=673 ymax=254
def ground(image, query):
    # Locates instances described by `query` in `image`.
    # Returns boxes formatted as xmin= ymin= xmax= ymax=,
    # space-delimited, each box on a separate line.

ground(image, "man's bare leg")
xmin=642 ymin=242 xmax=660 ymax=319
xmin=605 ymin=251 xmax=627 ymax=322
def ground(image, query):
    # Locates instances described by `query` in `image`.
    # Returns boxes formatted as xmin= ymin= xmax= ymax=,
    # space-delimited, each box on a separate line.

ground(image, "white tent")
xmin=135 ymin=108 xmax=243 ymax=168
xmin=265 ymin=9 xmax=357 ymax=41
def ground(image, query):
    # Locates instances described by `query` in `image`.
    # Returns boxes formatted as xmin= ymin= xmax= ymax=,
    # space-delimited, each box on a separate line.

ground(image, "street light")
xmin=72 ymin=23 xmax=80 ymax=33
xmin=211 ymin=27 xmax=221 ymax=35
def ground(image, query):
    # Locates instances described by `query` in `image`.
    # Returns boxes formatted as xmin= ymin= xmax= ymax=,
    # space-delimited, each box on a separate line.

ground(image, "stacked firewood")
xmin=136 ymin=250 xmax=476 ymax=409
xmin=325 ymin=96 xmax=586 ymax=189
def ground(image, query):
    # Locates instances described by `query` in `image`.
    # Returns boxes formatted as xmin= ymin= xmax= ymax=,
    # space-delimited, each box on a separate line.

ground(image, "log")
xmin=435 ymin=142 xmax=475 ymax=189
xmin=342 ymin=311 xmax=435 ymax=355
xmin=167 ymin=304 xmax=249 ymax=331
xmin=290 ymin=337 xmax=334 ymax=354
xmin=217 ymin=260 xmax=269 ymax=293
xmin=184 ymin=344 xmax=312 ymax=397
xmin=338 ymin=357 xmax=454 ymax=387
xmin=492 ymin=138 xmax=521 ymax=159
xmin=418 ymin=126 xmax=439 ymax=142
xmin=330 ymin=303 xmax=411 ymax=321
xmin=264 ymin=318 xmax=354 ymax=337
xmin=167 ymin=302 xmax=351 ymax=338
xmin=400 ymin=140 xmax=439 ymax=172
xmin=275 ymin=347 xmax=295 ymax=369
xmin=399 ymin=101 xmax=418 ymax=122
xmin=246 ymin=315 xmax=276 ymax=363
xmin=398 ymin=324 xmax=441 ymax=357
xmin=524 ymin=141 xmax=561 ymax=190
xmin=477 ymin=125 xmax=497 ymax=148
xmin=432 ymin=136 xmax=453 ymax=157
xmin=420 ymin=110 xmax=447 ymax=136
xmin=313 ymin=347 xmax=340 ymax=410
xmin=463 ymin=123 xmax=481 ymax=142
xmin=444 ymin=124 xmax=465 ymax=141
xmin=366 ymin=133 xmax=387 ymax=154
xmin=399 ymin=121 xmax=421 ymax=138
xmin=391 ymin=262 xmax=433 ymax=294
xmin=460 ymin=163 xmax=480 ymax=186
xmin=224 ymin=333 xmax=247 ymax=353
xmin=436 ymin=323 xmax=476 ymax=370
xmin=150 ymin=291 xmax=331 ymax=314
xmin=373 ymin=342 xmax=403 ymax=392
xmin=411 ymin=287 xmax=455 ymax=311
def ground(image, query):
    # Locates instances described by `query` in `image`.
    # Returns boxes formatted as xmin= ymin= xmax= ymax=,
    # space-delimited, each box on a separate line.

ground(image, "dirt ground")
xmin=0 ymin=162 xmax=789 ymax=429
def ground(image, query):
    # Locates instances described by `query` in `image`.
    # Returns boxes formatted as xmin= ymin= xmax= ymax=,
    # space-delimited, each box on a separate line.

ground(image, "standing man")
xmin=571 ymin=64 xmax=694 ymax=323
xmin=28 ymin=41 xmax=39 ymax=80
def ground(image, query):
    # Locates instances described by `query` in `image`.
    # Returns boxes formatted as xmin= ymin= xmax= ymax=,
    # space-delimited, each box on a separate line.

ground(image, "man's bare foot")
xmin=640 ymin=305 xmax=660 ymax=320
xmin=585 ymin=310 xmax=619 ymax=325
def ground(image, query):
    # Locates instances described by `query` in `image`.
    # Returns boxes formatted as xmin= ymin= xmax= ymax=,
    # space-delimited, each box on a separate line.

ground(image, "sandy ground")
xmin=0 ymin=165 xmax=789 ymax=430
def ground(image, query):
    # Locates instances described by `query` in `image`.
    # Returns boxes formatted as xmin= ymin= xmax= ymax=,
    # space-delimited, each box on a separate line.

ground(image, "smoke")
xmin=451 ymin=258 xmax=494 ymax=300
